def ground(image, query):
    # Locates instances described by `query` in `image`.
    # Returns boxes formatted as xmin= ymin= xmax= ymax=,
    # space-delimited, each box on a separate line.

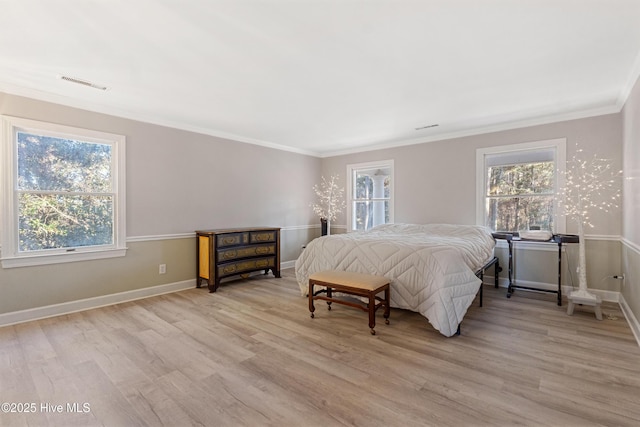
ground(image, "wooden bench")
xmin=308 ymin=271 xmax=390 ymax=335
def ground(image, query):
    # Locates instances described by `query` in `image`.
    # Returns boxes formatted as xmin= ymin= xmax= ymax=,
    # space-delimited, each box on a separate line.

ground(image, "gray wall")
xmin=0 ymin=92 xmax=321 ymax=314
xmin=321 ymin=113 xmax=624 ymax=297
xmin=622 ymin=73 xmax=640 ymax=323
xmin=1 ymin=82 xmax=638 ymax=328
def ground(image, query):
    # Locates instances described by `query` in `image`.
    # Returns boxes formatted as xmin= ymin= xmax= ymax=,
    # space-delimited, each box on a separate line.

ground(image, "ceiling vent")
xmin=59 ymin=75 xmax=107 ymax=91
xmin=415 ymin=124 xmax=439 ymax=131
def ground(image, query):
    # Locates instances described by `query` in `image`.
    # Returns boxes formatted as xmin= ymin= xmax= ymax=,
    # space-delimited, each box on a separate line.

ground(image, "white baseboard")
xmin=619 ymin=294 xmax=640 ymax=347
xmin=0 ymin=279 xmax=196 ymax=328
xmin=6 ymin=271 xmax=637 ymax=348
xmin=281 ymin=260 xmax=296 ymax=270
xmin=483 ymin=275 xmax=619 ymax=302
xmin=485 ymin=275 xmax=639 ymax=347
xmin=0 ymin=261 xmax=298 ymax=328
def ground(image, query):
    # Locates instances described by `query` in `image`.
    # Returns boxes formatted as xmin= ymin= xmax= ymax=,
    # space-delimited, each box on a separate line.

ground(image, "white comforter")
xmin=295 ymin=223 xmax=495 ymax=337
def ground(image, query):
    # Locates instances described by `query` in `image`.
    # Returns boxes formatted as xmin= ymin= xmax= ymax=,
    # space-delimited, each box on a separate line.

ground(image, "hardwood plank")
xmin=1 ymin=269 xmax=639 ymax=426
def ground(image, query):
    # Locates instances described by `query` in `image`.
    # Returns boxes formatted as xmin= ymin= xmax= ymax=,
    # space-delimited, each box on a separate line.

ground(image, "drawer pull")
xmin=221 ymin=250 xmax=237 ymax=260
xmin=222 ymin=265 xmax=237 ymax=274
xmin=253 ymin=233 xmax=274 ymax=242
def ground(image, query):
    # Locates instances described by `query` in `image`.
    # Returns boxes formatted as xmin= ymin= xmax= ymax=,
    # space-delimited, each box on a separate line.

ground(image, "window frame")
xmin=346 ymin=159 xmax=394 ymax=232
xmin=476 ymin=138 xmax=566 ymax=234
xmin=1 ymin=116 xmax=127 ymax=268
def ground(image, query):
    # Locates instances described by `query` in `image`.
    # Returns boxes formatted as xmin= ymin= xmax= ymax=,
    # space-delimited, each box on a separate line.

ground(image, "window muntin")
xmin=1 ymin=116 xmax=126 ymax=267
xmin=17 ymin=132 xmax=115 ymax=252
xmin=347 ymin=160 xmax=394 ymax=232
xmin=485 ymin=161 xmax=555 ymax=231
xmin=477 ymin=139 xmax=566 ymax=234
xmin=18 ymin=132 xmax=113 ymax=192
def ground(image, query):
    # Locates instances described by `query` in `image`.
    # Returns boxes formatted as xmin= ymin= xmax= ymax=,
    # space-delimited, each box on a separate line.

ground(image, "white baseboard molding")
xmin=619 ymin=294 xmax=640 ymax=347
xmin=483 ymin=275 xmax=619 ymax=302
xmin=281 ymin=260 xmax=296 ymax=270
xmin=0 ymin=261 xmax=300 ymax=328
xmin=484 ymin=275 xmax=639 ymax=346
xmin=0 ymin=279 xmax=196 ymax=328
xmin=5 ymin=270 xmax=637 ymax=348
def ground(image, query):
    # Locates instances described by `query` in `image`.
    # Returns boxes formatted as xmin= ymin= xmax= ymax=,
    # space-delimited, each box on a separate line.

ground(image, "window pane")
xmin=354 ymin=173 xmax=373 ymax=199
xmin=348 ymin=161 xmax=393 ymax=232
xmin=354 ymin=170 xmax=391 ymax=200
xmin=485 ymin=196 xmax=554 ymax=232
xmin=353 ymin=200 xmax=389 ymax=231
xmin=353 ymin=201 xmax=371 ymax=231
xmin=487 ymin=162 xmax=554 ymax=196
xmin=382 ymin=200 xmax=390 ymax=224
xmin=18 ymin=193 xmax=114 ymax=251
xmin=17 ymin=132 xmax=112 ymax=192
xmin=383 ymin=176 xmax=390 ymax=198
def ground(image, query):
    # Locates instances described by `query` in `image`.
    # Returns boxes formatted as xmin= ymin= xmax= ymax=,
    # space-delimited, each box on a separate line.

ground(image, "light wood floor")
xmin=1 ymin=269 xmax=639 ymax=427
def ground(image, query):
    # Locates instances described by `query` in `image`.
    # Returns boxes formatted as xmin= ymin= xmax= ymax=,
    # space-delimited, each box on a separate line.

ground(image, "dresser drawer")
xmin=217 ymin=244 xmax=276 ymax=262
xmin=216 ymin=232 xmax=249 ymax=248
xmin=249 ymin=230 xmax=276 ymax=244
xmin=218 ymin=257 xmax=276 ymax=277
xmin=196 ymin=227 xmax=281 ymax=292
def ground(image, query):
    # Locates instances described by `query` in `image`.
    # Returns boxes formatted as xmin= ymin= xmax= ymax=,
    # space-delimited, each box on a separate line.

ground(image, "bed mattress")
xmin=295 ymin=223 xmax=495 ymax=336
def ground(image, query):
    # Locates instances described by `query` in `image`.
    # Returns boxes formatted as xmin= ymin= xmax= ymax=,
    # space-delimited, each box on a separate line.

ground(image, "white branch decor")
xmin=311 ymin=174 xmax=346 ymax=236
xmin=557 ymin=144 xmax=621 ymax=301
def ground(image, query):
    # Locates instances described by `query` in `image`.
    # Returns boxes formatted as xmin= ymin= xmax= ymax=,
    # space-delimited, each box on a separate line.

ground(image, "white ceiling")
xmin=1 ymin=1 xmax=639 ymax=157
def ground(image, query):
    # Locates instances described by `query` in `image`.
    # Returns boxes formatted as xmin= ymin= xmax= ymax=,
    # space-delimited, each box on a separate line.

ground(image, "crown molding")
xmin=617 ymin=50 xmax=640 ymax=110
xmin=0 ymin=84 xmax=321 ymax=158
xmin=319 ymin=104 xmax=621 ymax=158
xmin=0 ymin=82 xmax=626 ymax=160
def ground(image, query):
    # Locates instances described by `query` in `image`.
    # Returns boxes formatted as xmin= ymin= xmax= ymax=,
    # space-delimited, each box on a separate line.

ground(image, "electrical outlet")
xmin=608 ymin=274 xmax=625 ymax=287
xmin=159 ymin=264 xmax=166 ymax=274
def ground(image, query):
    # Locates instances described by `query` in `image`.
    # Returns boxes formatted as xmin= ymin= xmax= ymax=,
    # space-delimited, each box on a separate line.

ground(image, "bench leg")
xmin=309 ymin=282 xmax=315 ymax=318
xmin=368 ymin=292 xmax=376 ymax=335
xmin=327 ymin=286 xmax=332 ymax=310
xmin=384 ymin=287 xmax=390 ymax=325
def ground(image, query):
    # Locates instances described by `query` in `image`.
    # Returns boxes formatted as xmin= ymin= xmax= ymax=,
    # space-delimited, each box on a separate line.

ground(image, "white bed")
xmin=294 ymin=223 xmax=496 ymax=337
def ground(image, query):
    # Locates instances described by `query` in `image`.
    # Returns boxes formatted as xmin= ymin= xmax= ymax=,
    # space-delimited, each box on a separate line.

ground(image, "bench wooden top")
xmin=309 ymin=271 xmax=390 ymax=291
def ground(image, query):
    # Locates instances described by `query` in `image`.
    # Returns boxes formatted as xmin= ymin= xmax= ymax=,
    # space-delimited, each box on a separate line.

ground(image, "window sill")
xmin=1 ymin=247 xmax=127 ymax=268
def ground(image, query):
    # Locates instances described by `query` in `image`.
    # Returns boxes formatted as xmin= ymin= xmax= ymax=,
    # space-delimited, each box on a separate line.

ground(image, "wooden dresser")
xmin=196 ymin=227 xmax=281 ymax=292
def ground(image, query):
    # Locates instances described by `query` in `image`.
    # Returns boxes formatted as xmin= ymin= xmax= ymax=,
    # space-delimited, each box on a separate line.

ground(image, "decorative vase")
xmin=321 ymin=218 xmax=328 ymax=236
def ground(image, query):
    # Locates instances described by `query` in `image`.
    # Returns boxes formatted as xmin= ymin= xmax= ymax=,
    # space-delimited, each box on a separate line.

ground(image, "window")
xmin=1 ymin=116 xmax=126 ymax=267
xmin=476 ymin=139 xmax=566 ymax=233
xmin=347 ymin=160 xmax=394 ymax=232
